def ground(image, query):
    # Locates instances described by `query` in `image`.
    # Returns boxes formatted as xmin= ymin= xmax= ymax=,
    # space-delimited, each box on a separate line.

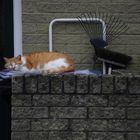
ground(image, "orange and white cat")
xmin=4 ymin=52 xmax=74 ymax=74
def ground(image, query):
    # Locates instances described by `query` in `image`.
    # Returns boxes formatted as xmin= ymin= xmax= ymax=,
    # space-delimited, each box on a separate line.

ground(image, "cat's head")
xmin=4 ymin=55 xmax=22 ymax=70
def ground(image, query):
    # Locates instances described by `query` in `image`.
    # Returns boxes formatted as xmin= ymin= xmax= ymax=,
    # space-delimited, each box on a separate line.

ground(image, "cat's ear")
xmin=3 ymin=57 xmax=9 ymax=62
xmin=16 ymin=55 xmax=21 ymax=60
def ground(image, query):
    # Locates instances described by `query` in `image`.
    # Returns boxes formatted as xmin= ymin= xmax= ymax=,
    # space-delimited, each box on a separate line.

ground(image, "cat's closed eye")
xmin=5 ymin=63 xmax=13 ymax=69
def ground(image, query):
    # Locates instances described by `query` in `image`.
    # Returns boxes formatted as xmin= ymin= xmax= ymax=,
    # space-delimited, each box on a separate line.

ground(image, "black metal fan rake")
xmin=78 ymin=12 xmax=132 ymax=74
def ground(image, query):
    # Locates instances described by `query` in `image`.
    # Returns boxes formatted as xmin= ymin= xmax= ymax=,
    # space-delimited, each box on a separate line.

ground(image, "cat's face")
xmin=4 ymin=55 xmax=22 ymax=70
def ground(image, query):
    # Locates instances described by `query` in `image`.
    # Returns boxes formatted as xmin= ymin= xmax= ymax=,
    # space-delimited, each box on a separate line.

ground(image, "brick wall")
xmin=11 ymin=74 xmax=140 ymax=140
xmin=22 ymin=0 xmax=140 ymax=71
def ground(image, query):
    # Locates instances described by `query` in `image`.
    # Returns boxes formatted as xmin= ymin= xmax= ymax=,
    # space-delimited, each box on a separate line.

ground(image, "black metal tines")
xmin=77 ymin=12 xmax=129 ymax=45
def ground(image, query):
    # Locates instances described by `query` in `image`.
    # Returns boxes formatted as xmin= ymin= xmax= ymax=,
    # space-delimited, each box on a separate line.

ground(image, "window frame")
xmin=13 ymin=0 xmax=22 ymax=56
